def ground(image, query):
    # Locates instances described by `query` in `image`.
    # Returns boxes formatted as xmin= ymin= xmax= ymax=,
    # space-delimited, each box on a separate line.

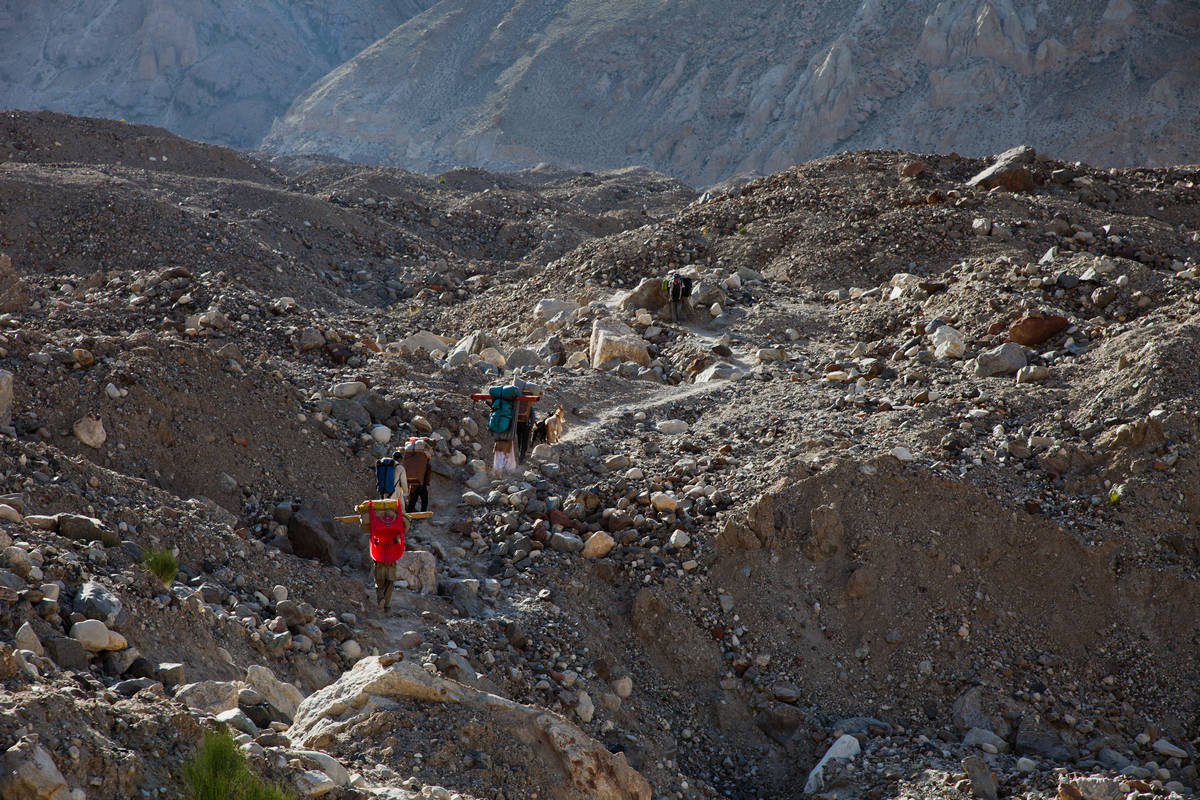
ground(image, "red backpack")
xmin=366 ymin=500 xmax=406 ymax=564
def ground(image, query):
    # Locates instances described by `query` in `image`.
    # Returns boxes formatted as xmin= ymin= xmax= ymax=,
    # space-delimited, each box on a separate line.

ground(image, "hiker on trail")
xmin=402 ymin=437 xmax=433 ymax=512
xmin=662 ymin=272 xmax=693 ymax=322
xmin=513 ymin=377 xmax=541 ymax=464
xmin=363 ymin=499 xmax=405 ymax=611
xmin=471 ymin=383 xmax=540 ymax=473
xmin=376 ymin=452 xmax=407 ymax=501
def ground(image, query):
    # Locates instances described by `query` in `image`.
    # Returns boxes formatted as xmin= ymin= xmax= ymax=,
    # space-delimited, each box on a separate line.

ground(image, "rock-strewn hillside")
xmin=2 ymin=112 xmax=1200 ymax=800
xmin=0 ymin=0 xmax=436 ymax=148
xmin=264 ymin=0 xmax=1200 ymax=183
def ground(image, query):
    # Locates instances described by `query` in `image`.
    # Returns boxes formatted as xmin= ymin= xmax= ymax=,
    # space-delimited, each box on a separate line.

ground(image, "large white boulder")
xmin=590 ymin=319 xmax=650 ymax=369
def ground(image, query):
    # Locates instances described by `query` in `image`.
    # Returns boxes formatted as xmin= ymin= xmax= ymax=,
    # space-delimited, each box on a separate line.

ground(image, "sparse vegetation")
xmin=142 ymin=547 xmax=178 ymax=585
xmin=185 ymin=729 xmax=292 ymax=800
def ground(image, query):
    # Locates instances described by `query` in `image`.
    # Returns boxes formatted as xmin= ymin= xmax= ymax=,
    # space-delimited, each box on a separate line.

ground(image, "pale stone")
xmin=804 ymin=734 xmax=861 ymax=794
xmin=650 ymin=492 xmax=679 ymax=512
xmin=581 ymin=531 xmax=615 ymax=558
xmin=72 ymin=414 xmax=107 ymax=449
xmin=589 ymin=319 xmax=649 ymax=369
xmin=329 ymin=381 xmax=367 ymax=399
xmin=655 ymin=419 xmax=688 ymax=434
xmin=70 ymin=618 xmax=113 ymax=652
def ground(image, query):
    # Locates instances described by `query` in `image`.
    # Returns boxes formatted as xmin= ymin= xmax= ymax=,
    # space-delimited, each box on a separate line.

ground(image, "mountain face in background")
xmin=1 ymin=0 xmax=1196 ymax=184
xmin=262 ymin=0 xmax=1200 ymax=184
xmin=0 ymin=0 xmax=436 ymax=148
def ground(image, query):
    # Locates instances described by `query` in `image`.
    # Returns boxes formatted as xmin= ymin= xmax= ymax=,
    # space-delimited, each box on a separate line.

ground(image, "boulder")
xmin=175 ymin=680 xmax=239 ymax=715
xmin=15 ymin=622 xmax=42 ymax=657
xmin=694 ymin=362 xmax=745 ymax=383
xmin=534 ymin=298 xmax=580 ymax=321
xmin=43 ymin=637 xmax=88 ymax=670
xmin=655 ymin=419 xmax=688 ymax=435
xmin=962 ymin=755 xmax=998 ymax=800
xmin=804 ymin=734 xmax=860 ymax=794
xmin=620 ymin=278 xmax=668 ymax=312
xmin=975 ymin=342 xmax=1027 ymax=377
xmin=0 ymin=737 xmax=69 ymax=800
xmin=931 ymin=325 xmax=965 ymax=358
xmin=963 ymin=727 xmax=1009 ymax=753
xmin=328 ymin=398 xmax=371 ymax=430
xmin=478 ymin=347 xmax=507 ymax=369
xmin=290 ymin=751 xmax=350 ymax=788
xmin=1015 ymin=365 xmax=1049 ymax=383
xmin=215 ymin=708 xmax=258 ymax=735
xmin=448 ymin=330 xmax=494 ymax=361
xmin=0 ymin=369 xmax=11 ymax=428
xmin=589 ymin=319 xmax=649 ymax=369
xmin=70 ymin=619 xmax=113 ymax=652
xmin=506 ymin=348 xmax=546 ymax=370
xmin=967 ymin=145 xmax=1036 ymax=192
xmin=396 ymin=549 xmax=437 ymax=595
xmin=329 ymin=381 xmax=367 ymax=399
xmin=1008 ymin=314 xmax=1068 ymax=346
xmin=78 ymin=580 xmax=124 ymax=627
xmin=691 ymin=281 xmax=726 ymax=307
xmin=359 ymin=393 xmax=396 ymax=422
xmin=289 ymin=656 xmax=650 ymax=800
xmin=297 ymin=327 xmax=326 ymax=351
xmin=286 ymin=501 xmax=342 ymax=565
xmin=71 ymin=414 xmax=107 ymax=449
xmin=649 ymin=492 xmax=678 ymax=512
xmin=0 ymin=253 xmax=27 ymax=314
xmin=581 ymin=531 xmax=615 ymax=558
xmin=56 ymin=513 xmax=118 ymax=546
xmin=396 ymin=331 xmax=450 ymax=355
xmin=245 ymin=664 xmax=304 ymax=721
xmin=1067 ymin=777 xmax=1123 ymax=800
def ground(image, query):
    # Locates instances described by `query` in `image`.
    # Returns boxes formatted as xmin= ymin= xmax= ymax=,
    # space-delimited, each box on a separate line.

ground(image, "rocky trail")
xmin=1 ymin=113 xmax=1200 ymax=800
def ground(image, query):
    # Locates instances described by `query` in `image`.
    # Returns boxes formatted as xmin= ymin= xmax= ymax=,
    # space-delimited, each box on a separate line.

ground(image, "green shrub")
xmin=184 ymin=729 xmax=292 ymax=800
xmin=141 ymin=547 xmax=178 ymax=585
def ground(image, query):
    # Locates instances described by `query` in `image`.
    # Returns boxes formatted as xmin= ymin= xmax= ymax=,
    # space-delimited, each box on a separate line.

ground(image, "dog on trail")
xmin=533 ymin=405 xmax=566 ymax=445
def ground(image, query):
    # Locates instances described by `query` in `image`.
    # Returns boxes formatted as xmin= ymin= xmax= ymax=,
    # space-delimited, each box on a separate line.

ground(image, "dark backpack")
xmin=375 ymin=457 xmax=398 ymax=499
xmin=680 ymin=276 xmax=693 ymax=298
xmin=487 ymin=385 xmax=520 ymax=433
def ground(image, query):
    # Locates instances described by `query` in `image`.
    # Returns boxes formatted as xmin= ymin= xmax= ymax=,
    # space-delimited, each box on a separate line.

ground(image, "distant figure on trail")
xmin=472 ymin=381 xmax=541 ymax=473
xmin=402 ymin=437 xmax=433 ymax=512
xmin=662 ymin=272 xmax=693 ymax=322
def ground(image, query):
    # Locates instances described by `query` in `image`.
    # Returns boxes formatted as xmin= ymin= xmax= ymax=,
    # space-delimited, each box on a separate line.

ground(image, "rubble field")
xmin=1 ymin=111 xmax=1199 ymax=800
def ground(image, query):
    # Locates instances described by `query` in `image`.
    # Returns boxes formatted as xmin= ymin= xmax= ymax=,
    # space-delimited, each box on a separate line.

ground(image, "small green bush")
xmin=185 ymin=729 xmax=292 ymax=800
xmin=142 ymin=548 xmax=178 ymax=585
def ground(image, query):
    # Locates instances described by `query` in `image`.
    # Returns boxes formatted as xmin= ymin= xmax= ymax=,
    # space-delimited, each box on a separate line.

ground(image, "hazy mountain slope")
xmin=263 ymin=0 xmax=1200 ymax=183
xmin=0 ymin=0 xmax=436 ymax=148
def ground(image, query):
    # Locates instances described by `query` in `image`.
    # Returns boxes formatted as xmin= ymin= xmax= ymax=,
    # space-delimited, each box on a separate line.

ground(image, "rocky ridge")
xmin=0 ymin=1 xmax=436 ymax=149
xmin=0 ymin=113 xmax=1199 ymax=800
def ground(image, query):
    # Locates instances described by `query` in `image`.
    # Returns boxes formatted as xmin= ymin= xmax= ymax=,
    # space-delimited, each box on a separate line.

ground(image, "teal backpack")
xmin=488 ymin=385 xmax=520 ymax=433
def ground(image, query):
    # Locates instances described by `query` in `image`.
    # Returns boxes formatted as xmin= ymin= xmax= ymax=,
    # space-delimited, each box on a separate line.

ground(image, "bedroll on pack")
xmin=375 ymin=457 xmax=398 ymax=498
xmin=488 ymin=385 xmax=520 ymax=433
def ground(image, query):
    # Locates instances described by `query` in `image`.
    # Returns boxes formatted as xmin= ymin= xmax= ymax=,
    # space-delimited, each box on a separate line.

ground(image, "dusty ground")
xmin=1 ymin=112 xmax=1199 ymax=800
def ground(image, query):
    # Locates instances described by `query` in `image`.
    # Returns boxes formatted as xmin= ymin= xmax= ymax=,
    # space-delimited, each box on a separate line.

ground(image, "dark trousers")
xmin=517 ymin=419 xmax=533 ymax=463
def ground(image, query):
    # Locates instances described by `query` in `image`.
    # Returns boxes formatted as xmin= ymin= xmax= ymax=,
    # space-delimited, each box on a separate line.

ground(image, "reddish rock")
xmin=986 ymin=319 xmax=1008 ymax=336
xmin=449 ymin=520 xmax=473 ymax=535
xmin=900 ymin=160 xmax=927 ymax=177
xmin=1008 ymin=315 xmax=1068 ymax=346
xmin=605 ymin=510 xmax=635 ymax=533
xmin=549 ymin=508 xmax=586 ymax=533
